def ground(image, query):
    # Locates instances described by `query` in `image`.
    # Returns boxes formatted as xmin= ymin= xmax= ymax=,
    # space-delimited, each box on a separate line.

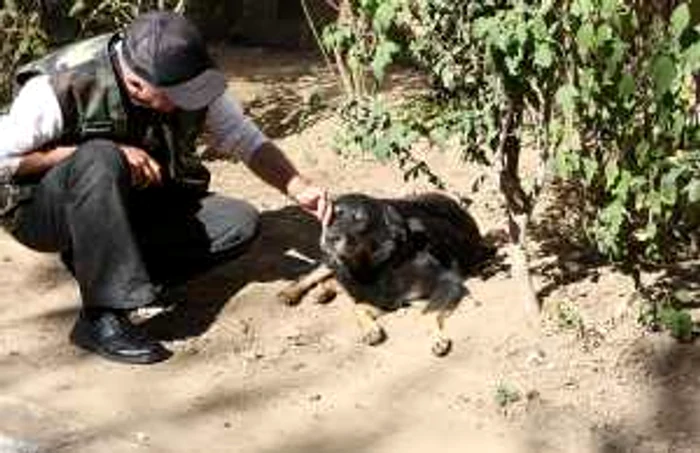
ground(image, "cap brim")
xmin=162 ymin=69 xmax=227 ymax=111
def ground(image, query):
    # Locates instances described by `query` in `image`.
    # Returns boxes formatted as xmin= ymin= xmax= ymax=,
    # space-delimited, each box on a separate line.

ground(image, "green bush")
xmin=324 ymin=0 xmax=700 ymax=305
xmin=0 ymin=0 xmax=187 ymax=106
xmin=69 ymin=0 xmax=185 ymax=37
xmin=0 ymin=7 xmax=47 ymax=106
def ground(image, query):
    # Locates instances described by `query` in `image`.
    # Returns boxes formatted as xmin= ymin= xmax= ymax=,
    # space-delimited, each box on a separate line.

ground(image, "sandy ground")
xmin=1 ymin=47 xmax=700 ymax=453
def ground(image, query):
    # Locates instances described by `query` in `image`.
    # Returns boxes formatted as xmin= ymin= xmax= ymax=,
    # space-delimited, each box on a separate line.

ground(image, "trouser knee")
xmin=67 ymin=139 xmax=130 ymax=191
xmin=209 ymin=198 xmax=260 ymax=255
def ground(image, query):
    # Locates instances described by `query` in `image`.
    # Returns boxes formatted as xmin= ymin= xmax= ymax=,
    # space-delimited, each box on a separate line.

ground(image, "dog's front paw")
xmin=361 ymin=325 xmax=387 ymax=346
xmin=276 ymin=287 xmax=303 ymax=306
xmin=431 ymin=337 xmax=452 ymax=357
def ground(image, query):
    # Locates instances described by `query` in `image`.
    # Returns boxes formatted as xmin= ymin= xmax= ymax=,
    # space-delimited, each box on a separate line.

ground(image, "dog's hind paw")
xmin=309 ymin=286 xmax=337 ymax=305
xmin=361 ymin=325 xmax=387 ymax=346
xmin=431 ymin=337 xmax=452 ymax=357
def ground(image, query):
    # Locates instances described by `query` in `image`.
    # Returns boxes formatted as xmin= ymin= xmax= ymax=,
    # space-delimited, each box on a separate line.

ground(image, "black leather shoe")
xmin=70 ymin=309 xmax=172 ymax=364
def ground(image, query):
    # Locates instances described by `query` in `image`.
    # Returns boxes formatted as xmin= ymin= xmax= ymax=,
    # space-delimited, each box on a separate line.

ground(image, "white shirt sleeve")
xmin=204 ymin=91 xmax=267 ymax=163
xmin=0 ymin=75 xmax=64 ymax=183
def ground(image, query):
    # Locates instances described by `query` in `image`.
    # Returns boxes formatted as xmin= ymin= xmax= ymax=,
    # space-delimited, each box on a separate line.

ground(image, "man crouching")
xmin=0 ymin=12 xmax=331 ymax=364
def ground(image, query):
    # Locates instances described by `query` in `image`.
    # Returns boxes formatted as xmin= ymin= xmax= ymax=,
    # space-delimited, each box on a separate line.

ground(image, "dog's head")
xmin=321 ymin=194 xmax=407 ymax=273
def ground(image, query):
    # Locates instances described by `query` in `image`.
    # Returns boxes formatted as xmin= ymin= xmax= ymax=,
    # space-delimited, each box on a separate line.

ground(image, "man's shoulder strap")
xmin=13 ymin=33 xmax=115 ymax=93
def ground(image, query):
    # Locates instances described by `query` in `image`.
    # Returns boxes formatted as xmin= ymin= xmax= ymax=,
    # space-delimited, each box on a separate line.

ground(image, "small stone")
xmin=0 ymin=435 xmax=41 ymax=453
xmin=223 ymin=422 xmax=232 ymax=429
xmin=563 ymin=378 xmax=579 ymax=390
xmin=241 ymin=350 xmax=264 ymax=361
xmin=135 ymin=432 xmax=150 ymax=443
xmin=291 ymin=362 xmax=306 ymax=372
xmin=525 ymin=348 xmax=546 ymax=367
xmin=526 ymin=390 xmax=541 ymax=402
xmin=309 ymin=394 xmax=322 ymax=402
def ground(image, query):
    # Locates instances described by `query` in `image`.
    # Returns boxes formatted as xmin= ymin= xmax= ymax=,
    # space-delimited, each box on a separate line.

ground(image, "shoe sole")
xmin=70 ymin=331 xmax=172 ymax=365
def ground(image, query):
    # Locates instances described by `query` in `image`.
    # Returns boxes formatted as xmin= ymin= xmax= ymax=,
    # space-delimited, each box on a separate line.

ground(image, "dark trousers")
xmin=9 ymin=139 xmax=259 ymax=310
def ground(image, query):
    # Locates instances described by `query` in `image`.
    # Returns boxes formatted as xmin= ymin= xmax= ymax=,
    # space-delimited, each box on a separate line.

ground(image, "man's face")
xmin=122 ymin=71 xmax=177 ymax=113
xmin=118 ymin=53 xmax=177 ymax=113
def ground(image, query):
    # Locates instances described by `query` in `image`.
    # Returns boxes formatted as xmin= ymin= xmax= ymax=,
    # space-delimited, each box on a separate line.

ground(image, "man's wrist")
xmin=285 ymin=175 xmax=310 ymax=201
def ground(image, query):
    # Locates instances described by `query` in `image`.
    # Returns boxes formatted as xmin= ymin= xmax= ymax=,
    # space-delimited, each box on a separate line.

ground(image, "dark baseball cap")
xmin=121 ymin=11 xmax=226 ymax=110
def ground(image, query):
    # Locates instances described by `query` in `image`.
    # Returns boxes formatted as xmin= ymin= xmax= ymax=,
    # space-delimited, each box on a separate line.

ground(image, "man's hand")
xmin=119 ymin=145 xmax=162 ymax=188
xmin=244 ymin=141 xmax=332 ymax=224
xmin=288 ymin=176 xmax=332 ymax=225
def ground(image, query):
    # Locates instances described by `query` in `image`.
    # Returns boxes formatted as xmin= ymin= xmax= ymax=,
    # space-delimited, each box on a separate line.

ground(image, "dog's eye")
xmin=351 ymin=210 xmax=364 ymax=221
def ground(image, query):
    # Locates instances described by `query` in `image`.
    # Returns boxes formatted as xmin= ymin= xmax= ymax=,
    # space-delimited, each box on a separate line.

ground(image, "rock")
xmin=134 ymin=432 xmax=150 ymax=444
xmin=525 ymin=348 xmax=547 ymax=367
xmin=0 ymin=435 xmax=42 ymax=453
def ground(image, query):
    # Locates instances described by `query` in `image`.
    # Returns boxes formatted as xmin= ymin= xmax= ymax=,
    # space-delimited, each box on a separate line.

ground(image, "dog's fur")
xmin=278 ymin=192 xmax=496 ymax=356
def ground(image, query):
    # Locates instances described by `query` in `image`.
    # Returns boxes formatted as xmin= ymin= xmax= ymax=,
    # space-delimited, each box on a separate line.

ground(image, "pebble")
xmin=525 ymin=348 xmax=547 ymax=367
xmin=134 ymin=432 xmax=150 ymax=444
xmin=0 ymin=435 xmax=42 ymax=453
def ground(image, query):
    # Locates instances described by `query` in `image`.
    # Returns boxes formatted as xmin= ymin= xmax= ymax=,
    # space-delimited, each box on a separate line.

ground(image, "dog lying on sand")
xmin=278 ymin=192 xmax=496 ymax=356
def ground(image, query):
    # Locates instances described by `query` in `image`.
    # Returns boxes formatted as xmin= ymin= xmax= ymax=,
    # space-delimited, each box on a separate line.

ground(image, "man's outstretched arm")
xmin=245 ymin=140 xmax=331 ymax=224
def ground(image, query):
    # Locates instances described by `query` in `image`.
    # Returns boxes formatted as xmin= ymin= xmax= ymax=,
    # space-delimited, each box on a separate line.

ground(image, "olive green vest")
xmin=14 ymin=33 xmax=210 ymax=194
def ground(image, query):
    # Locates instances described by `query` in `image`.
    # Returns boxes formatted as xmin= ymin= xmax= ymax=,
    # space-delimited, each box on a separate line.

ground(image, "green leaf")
xmin=371 ymin=39 xmax=399 ymax=82
xmin=674 ymin=289 xmax=694 ymax=303
xmin=683 ymin=42 xmax=700 ymax=72
xmin=614 ymin=169 xmax=633 ymax=199
xmin=534 ymin=42 xmax=554 ymax=69
xmin=576 ymin=23 xmax=596 ymax=54
xmin=601 ymin=200 xmax=626 ymax=232
xmin=597 ymin=24 xmax=613 ymax=43
xmin=634 ymin=221 xmax=657 ymax=242
xmin=605 ymin=160 xmax=619 ymax=190
xmin=659 ymin=306 xmax=694 ymax=342
xmin=660 ymin=184 xmax=678 ymax=206
xmin=374 ymin=2 xmax=399 ymax=32
xmin=555 ymin=84 xmax=578 ymax=117
xmin=686 ymin=179 xmax=700 ymax=202
xmin=670 ymin=3 xmax=690 ymax=39
xmin=652 ymin=56 xmax=677 ymax=96
xmin=618 ymin=73 xmax=635 ymax=99
xmin=600 ymin=0 xmax=618 ymax=18
xmin=582 ymin=156 xmax=598 ymax=184
xmin=648 ymin=191 xmax=663 ymax=216
xmin=661 ymin=167 xmax=684 ymax=205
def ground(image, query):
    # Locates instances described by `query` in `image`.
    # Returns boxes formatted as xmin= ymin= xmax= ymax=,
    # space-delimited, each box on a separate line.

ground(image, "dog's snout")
xmin=324 ymin=230 xmax=341 ymax=245
xmin=322 ymin=228 xmax=355 ymax=255
xmin=329 ymin=231 xmax=353 ymax=246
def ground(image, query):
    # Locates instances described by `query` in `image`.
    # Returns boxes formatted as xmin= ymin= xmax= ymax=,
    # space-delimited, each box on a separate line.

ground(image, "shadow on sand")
xmin=141 ymin=205 xmax=322 ymax=341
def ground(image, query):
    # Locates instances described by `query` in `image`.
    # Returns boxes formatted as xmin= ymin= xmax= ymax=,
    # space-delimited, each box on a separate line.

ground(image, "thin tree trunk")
xmin=497 ymin=99 xmax=540 ymax=317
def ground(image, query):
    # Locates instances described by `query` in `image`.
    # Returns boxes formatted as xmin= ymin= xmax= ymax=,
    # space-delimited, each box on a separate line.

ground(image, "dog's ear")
xmin=383 ymin=204 xmax=407 ymax=242
xmin=406 ymin=216 xmax=429 ymax=248
xmin=369 ymin=204 xmax=407 ymax=265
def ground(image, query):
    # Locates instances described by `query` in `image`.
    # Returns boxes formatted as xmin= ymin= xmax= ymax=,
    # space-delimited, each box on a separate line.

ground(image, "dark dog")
xmin=278 ymin=192 xmax=496 ymax=356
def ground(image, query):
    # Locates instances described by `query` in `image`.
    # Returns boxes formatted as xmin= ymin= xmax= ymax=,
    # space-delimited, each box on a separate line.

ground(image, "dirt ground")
xmin=2 ymin=47 xmax=700 ymax=453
